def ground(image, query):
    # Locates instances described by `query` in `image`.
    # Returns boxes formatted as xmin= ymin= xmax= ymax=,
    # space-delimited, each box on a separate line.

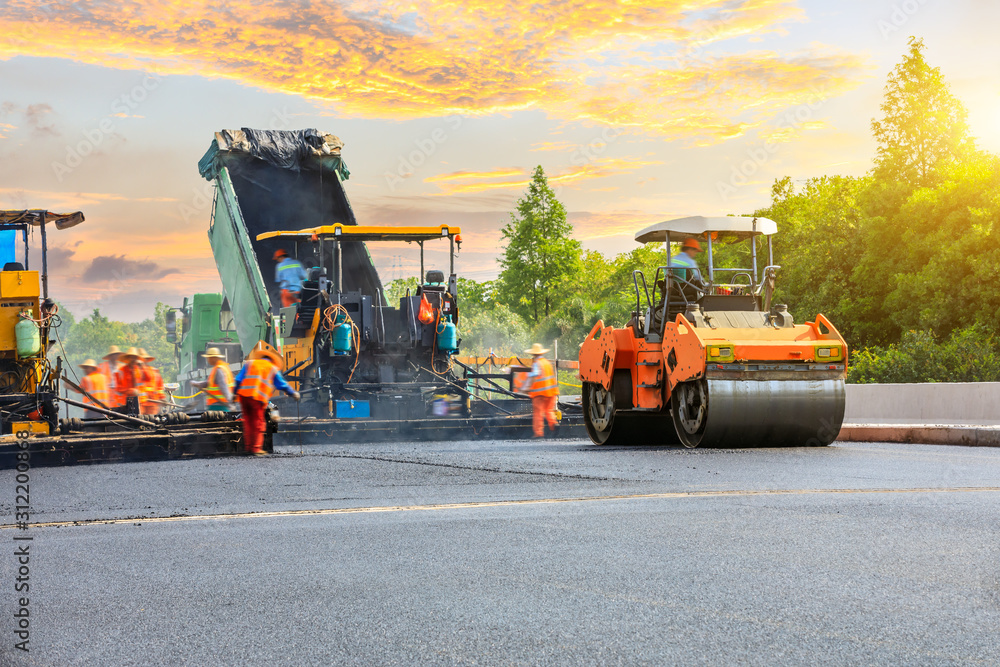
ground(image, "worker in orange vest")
xmin=233 ymin=343 xmax=299 ymax=456
xmin=190 ymin=347 xmax=234 ymax=411
xmin=72 ymin=359 xmax=109 ymax=419
xmin=98 ymin=345 xmax=124 ymax=408
xmin=114 ymin=347 xmax=149 ymax=415
xmin=139 ymin=348 xmax=164 ymax=415
xmin=518 ymin=343 xmax=560 ymax=438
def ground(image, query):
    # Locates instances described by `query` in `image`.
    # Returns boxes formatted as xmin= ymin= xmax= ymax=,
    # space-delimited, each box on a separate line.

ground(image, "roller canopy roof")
xmin=635 ymin=216 xmax=777 ymax=243
xmin=0 ymin=210 xmax=85 ymax=230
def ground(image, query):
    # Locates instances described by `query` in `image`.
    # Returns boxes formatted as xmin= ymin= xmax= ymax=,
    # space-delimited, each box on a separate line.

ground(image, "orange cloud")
xmin=424 ymin=168 xmax=525 ymax=184
xmin=427 ymin=158 xmax=662 ymax=194
xmin=0 ymin=187 xmax=177 ymax=211
xmin=0 ymin=0 xmax=867 ymax=144
xmin=529 ymin=141 xmax=577 ymax=152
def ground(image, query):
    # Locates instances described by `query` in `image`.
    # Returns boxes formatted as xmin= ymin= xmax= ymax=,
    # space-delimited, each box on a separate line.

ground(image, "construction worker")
xmin=139 ymin=348 xmax=164 ymax=416
xmin=671 ymin=238 xmax=705 ymax=285
xmin=72 ymin=359 xmax=108 ymax=419
xmin=190 ymin=347 xmax=234 ymax=411
xmin=518 ymin=343 xmax=559 ymax=438
xmin=98 ymin=345 xmax=124 ymax=408
xmin=114 ymin=347 xmax=149 ymax=415
xmin=233 ymin=343 xmax=300 ymax=456
xmin=274 ymin=249 xmax=308 ymax=308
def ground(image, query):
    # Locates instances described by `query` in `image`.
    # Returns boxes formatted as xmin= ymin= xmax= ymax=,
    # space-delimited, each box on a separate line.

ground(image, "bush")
xmin=848 ymin=324 xmax=1000 ymax=383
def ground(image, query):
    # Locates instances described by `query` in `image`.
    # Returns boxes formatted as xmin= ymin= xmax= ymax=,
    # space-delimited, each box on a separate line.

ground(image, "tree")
xmin=495 ymin=166 xmax=581 ymax=323
xmin=871 ymin=37 xmax=974 ymax=187
xmin=754 ymin=175 xmax=870 ymax=343
xmin=60 ymin=309 xmax=136 ymax=380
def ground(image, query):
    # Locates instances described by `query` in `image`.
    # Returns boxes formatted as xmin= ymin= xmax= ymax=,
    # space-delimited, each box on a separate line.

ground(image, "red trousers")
xmin=281 ymin=289 xmax=301 ymax=307
xmin=532 ymin=395 xmax=558 ymax=437
xmin=239 ymin=395 xmax=267 ymax=454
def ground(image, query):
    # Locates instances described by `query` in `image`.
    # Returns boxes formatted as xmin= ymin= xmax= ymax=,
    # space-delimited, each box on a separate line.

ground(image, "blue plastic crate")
xmin=335 ymin=400 xmax=370 ymax=419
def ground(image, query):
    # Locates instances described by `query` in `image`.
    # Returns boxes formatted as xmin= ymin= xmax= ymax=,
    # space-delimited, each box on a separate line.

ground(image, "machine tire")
xmin=583 ymin=381 xmax=623 ymax=445
xmin=671 ymin=379 xmax=707 ymax=448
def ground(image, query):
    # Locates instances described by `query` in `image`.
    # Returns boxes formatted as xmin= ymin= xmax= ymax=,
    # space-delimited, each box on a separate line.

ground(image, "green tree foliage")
xmin=880 ymin=154 xmax=1000 ymax=337
xmin=383 ymin=277 xmax=419 ymax=305
xmin=753 ymin=175 xmax=868 ymax=343
xmin=871 ymin=37 xmax=974 ymax=187
xmin=496 ymin=166 xmax=581 ymax=323
xmin=56 ymin=305 xmax=179 ymax=383
xmin=849 ymin=325 xmax=1000 ymax=383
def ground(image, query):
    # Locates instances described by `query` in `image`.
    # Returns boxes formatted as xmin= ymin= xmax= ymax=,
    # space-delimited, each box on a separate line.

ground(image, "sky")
xmin=0 ymin=0 xmax=998 ymax=322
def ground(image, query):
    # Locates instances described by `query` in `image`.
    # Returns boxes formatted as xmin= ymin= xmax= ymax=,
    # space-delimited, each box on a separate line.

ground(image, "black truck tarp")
xmin=199 ymin=128 xmax=384 ymax=308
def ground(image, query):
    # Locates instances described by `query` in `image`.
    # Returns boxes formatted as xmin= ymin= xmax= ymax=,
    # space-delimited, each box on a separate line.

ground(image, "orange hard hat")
xmin=273 ymin=249 xmax=288 ymax=261
xmin=682 ymin=238 xmax=701 ymax=251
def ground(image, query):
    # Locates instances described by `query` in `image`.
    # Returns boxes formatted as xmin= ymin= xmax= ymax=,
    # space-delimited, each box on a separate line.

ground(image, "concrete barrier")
xmin=845 ymin=382 xmax=1000 ymax=426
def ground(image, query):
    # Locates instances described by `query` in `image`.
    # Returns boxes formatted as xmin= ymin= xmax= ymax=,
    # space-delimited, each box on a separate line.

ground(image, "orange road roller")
xmin=578 ymin=216 xmax=847 ymax=448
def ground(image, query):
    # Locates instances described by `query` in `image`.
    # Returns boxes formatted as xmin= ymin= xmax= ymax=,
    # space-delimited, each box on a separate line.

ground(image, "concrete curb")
xmin=838 ymin=424 xmax=1000 ymax=447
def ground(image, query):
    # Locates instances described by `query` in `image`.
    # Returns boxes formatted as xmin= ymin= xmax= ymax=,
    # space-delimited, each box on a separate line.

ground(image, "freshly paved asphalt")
xmin=2 ymin=438 xmax=999 ymax=665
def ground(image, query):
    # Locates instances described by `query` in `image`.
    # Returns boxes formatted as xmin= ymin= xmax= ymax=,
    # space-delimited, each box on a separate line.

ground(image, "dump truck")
xmin=578 ymin=216 xmax=847 ymax=448
xmin=194 ymin=128 xmax=584 ymax=440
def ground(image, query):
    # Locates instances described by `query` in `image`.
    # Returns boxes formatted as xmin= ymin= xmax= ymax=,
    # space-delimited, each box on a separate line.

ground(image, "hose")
xmin=323 ymin=304 xmax=361 ymax=383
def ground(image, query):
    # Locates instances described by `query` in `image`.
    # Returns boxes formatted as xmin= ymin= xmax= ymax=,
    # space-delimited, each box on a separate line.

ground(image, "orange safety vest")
xmin=527 ymin=358 xmax=558 ymax=397
xmin=237 ymin=359 xmax=277 ymax=403
xmin=80 ymin=371 xmax=109 ymax=408
xmin=115 ymin=364 xmax=149 ymax=402
xmin=205 ymin=364 xmax=235 ymax=406
xmin=99 ymin=360 xmax=122 ymax=407
xmin=143 ymin=366 xmax=164 ymax=400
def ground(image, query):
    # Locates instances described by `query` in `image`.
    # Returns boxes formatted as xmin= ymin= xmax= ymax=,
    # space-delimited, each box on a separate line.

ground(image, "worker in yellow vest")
xmin=138 ymin=348 xmax=164 ymax=415
xmin=72 ymin=359 xmax=109 ymax=419
xmin=518 ymin=343 xmax=560 ymax=438
xmin=233 ymin=343 xmax=299 ymax=456
xmin=191 ymin=347 xmax=235 ymax=411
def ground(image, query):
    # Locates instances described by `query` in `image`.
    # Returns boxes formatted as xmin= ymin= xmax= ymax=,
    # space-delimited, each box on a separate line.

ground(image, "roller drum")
xmin=674 ymin=379 xmax=845 ymax=448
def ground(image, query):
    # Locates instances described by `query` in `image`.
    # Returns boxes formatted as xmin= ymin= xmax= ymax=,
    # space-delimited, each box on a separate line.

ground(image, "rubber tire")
xmin=583 ymin=381 xmax=625 ymax=445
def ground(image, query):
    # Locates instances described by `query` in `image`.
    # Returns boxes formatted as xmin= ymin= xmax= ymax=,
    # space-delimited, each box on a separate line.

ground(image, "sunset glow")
xmin=0 ymin=0 xmax=997 ymax=320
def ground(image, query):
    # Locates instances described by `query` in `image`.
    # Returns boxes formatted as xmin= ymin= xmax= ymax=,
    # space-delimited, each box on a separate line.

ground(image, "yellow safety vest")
xmin=205 ymin=364 xmax=235 ymax=406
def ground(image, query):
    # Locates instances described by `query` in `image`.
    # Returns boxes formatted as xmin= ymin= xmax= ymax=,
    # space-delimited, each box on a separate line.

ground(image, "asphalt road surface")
xmin=2 ymin=438 xmax=999 ymax=666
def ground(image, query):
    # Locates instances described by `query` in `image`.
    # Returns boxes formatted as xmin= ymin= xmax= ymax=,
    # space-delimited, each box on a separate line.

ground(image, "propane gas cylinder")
xmin=332 ymin=323 xmax=352 ymax=355
xmin=436 ymin=315 xmax=458 ymax=352
xmin=15 ymin=314 xmax=40 ymax=358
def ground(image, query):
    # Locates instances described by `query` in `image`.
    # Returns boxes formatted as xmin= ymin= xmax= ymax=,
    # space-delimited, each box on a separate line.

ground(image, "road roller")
xmin=578 ymin=216 xmax=847 ymax=448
